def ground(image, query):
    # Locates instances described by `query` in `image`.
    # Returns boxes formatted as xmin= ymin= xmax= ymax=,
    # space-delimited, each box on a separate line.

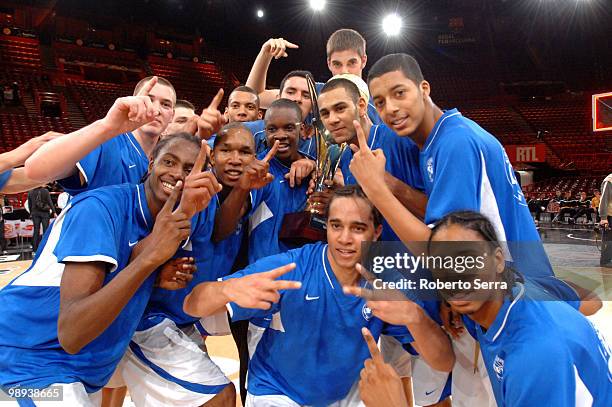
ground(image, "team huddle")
xmin=0 ymin=29 xmax=610 ymax=407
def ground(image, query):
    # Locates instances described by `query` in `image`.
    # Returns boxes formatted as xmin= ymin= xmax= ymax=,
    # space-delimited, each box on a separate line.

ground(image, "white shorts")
xmin=121 ymin=317 xmax=231 ymax=407
xmin=245 ymin=380 xmax=364 ymax=407
xmin=0 ymin=382 xmax=101 ymax=406
xmin=449 ymin=331 xmax=496 ymax=407
xmin=247 ymin=322 xmax=267 ymax=359
xmin=380 ymin=334 xmax=449 ymax=405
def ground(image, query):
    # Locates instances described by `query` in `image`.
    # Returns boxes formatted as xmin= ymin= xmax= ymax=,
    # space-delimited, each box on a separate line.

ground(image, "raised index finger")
xmin=353 ymin=120 xmax=370 ymax=153
xmin=262 ymin=140 xmax=280 ymax=163
xmin=191 ymin=141 xmax=210 ymax=175
xmin=261 ymin=262 xmax=296 ymax=279
xmin=208 ymin=88 xmax=224 ymax=111
xmin=362 ymin=327 xmax=384 ymax=364
xmin=284 ymin=40 xmax=299 ymax=49
xmin=137 ymin=76 xmax=158 ymax=97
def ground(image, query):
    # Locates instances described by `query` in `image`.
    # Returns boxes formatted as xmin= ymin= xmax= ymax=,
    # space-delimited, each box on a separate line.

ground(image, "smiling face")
xmin=146 ymin=137 xmax=200 ymax=207
xmin=279 ymin=76 xmax=312 ymax=120
xmin=138 ymin=83 xmax=176 ymax=137
xmin=318 ymin=87 xmax=366 ymax=145
xmin=264 ymin=107 xmax=302 ymax=163
xmin=429 ymin=224 xmax=505 ymax=316
xmin=326 ymin=196 xmax=381 ymax=271
xmin=225 ymin=90 xmax=260 ymax=123
xmin=327 ymin=49 xmax=367 ymax=77
xmin=369 ymin=70 xmax=430 ymax=138
xmin=211 ymin=128 xmax=256 ymax=187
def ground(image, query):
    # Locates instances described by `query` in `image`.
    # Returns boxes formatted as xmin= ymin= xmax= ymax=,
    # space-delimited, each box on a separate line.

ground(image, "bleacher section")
xmin=148 ymin=56 xmax=227 ymax=110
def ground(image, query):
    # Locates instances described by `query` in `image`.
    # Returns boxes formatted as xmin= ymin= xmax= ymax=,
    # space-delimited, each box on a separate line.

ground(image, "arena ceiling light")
xmin=382 ymin=13 xmax=403 ymax=36
xmin=256 ymin=9 xmax=264 ymax=18
xmin=309 ymin=0 xmax=326 ymax=12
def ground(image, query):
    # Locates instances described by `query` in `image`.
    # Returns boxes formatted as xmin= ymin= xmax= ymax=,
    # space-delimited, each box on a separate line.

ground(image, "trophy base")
xmin=280 ymin=211 xmax=327 ymax=246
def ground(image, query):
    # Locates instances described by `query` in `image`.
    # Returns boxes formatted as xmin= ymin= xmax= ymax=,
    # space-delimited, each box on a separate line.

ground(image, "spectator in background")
xmin=591 ymin=189 xmax=601 ymax=223
xmin=11 ymin=82 xmax=20 ymax=105
xmin=27 ymin=185 xmax=56 ymax=253
xmin=572 ymin=191 xmax=594 ymax=224
xmin=553 ymin=191 xmax=578 ymax=223
xmin=3 ymin=85 xmax=14 ymax=106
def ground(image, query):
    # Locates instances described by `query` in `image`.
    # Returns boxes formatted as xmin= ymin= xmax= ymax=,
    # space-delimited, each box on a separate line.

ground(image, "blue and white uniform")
xmin=0 ymin=183 xmax=157 ymax=404
xmin=420 ymin=109 xmax=578 ymax=302
xmin=224 ymin=242 xmax=414 ymax=406
xmin=473 ymin=281 xmax=612 ymax=407
xmin=59 ymin=132 xmax=148 ymax=195
xmin=0 ymin=169 xmax=13 ymax=191
xmin=120 ymin=199 xmax=232 ymax=406
xmin=248 ymin=153 xmax=309 ymax=264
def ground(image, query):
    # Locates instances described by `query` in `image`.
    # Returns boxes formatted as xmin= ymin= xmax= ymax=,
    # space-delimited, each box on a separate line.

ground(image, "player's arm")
xmin=245 ymin=38 xmax=298 ymax=109
xmin=384 ymin=172 xmax=428 ymax=220
xmin=0 ymin=168 xmax=44 ymax=194
xmin=213 ymin=143 xmax=277 ymax=242
xmin=58 ymin=185 xmax=191 ymax=354
xmin=183 ymin=263 xmax=300 ymax=318
xmin=349 ymin=121 xmax=432 ymax=244
xmin=0 ymin=132 xmax=61 ymax=174
xmin=345 ymin=265 xmax=455 ymax=373
xmin=24 ymin=77 xmax=161 ymax=184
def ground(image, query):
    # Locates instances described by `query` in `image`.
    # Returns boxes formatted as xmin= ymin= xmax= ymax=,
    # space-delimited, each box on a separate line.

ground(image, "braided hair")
xmin=427 ymin=210 xmax=522 ymax=296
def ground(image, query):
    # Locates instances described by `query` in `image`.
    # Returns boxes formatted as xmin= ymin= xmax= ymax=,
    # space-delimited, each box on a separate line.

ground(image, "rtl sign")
xmin=505 ymin=144 xmax=546 ymax=163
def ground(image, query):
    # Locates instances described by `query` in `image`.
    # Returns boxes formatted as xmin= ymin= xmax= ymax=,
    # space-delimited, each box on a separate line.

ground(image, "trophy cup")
xmin=279 ymin=74 xmax=347 ymax=246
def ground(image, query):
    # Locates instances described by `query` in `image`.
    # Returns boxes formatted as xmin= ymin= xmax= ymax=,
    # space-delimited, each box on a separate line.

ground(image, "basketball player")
xmin=183 ymin=186 xmax=454 ymax=406
xmin=243 ymin=71 xmax=317 ymax=159
xmin=23 ymin=76 xmax=176 ymax=195
xmin=350 ymin=53 xmax=598 ymax=313
xmin=220 ymin=99 xmax=312 ymax=263
xmin=318 ymin=75 xmax=456 ymax=406
xmin=427 ymin=211 xmax=612 ymax=407
xmin=0 ymin=133 xmax=220 ymax=405
xmin=162 ymin=99 xmax=196 ymax=137
xmin=246 ymin=30 xmax=381 ymax=124
xmin=224 ymin=86 xmax=261 ymax=123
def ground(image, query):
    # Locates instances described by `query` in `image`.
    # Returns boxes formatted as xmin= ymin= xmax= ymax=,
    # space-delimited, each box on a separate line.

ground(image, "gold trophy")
xmin=279 ymin=74 xmax=347 ymax=245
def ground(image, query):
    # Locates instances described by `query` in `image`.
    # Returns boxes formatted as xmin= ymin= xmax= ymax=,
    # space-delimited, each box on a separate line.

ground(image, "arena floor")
xmin=0 ymin=223 xmax=610 ymax=406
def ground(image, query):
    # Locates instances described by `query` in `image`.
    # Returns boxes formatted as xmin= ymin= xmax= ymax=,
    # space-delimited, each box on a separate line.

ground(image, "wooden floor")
xmin=1 ymin=259 xmax=611 ymax=407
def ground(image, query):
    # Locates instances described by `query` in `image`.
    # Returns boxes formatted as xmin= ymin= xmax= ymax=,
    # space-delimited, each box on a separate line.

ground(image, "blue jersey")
xmin=224 ymin=242 xmax=413 ymax=405
xmin=0 ymin=169 xmax=12 ymax=190
xmin=474 ymin=282 xmax=612 ymax=407
xmin=314 ymin=81 xmax=382 ymax=125
xmin=209 ymin=202 xmax=246 ymax=280
xmin=420 ymin=109 xmax=557 ymax=280
xmin=137 ymin=199 xmax=218 ymax=329
xmin=248 ymin=153 xmax=308 ymax=263
xmin=0 ymin=183 xmax=156 ymax=393
xmin=59 ymin=132 xmax=149 ymax=195
xmin=338 ymin=124 xmax=423 ymax=241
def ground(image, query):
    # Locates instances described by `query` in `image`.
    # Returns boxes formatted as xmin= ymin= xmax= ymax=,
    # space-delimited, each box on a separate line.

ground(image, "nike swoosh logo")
xmin=128 ymin=240 xmax=138 ymax=247
xmin=129 ymin=164 xmax=136 ymax=168
xmin=305 ymin=295 xmax=320 ymax=301
xmin=425 ymin=390 xmax=436 ymax=396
